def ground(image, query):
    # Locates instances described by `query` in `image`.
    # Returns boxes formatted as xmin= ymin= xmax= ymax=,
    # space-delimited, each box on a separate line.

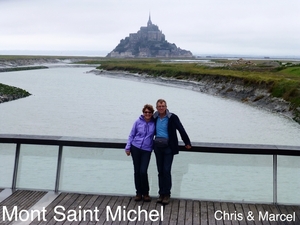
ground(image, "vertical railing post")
xmin=12 ymin=143 xmax=21 ymax=191
xmin=273 ymin=154 xmax=277 ymax=204
xmin=55 ymin=145 xmax=63 ymax=193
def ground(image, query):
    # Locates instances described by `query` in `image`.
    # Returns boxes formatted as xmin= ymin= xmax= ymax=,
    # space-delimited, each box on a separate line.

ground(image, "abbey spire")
xmin=147 ymin=13 xmax=152 ymax=27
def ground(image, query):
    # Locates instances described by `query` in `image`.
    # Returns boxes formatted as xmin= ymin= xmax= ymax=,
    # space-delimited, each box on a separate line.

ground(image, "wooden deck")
xmin=0 ymin=190 xmax=299 ymax=225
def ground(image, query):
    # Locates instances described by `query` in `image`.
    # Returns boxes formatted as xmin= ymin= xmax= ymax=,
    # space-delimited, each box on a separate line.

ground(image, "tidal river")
xmin=0 ymin=65 xmax=300 ymax=145
xmin=0 ymin=65 xmax=300 ymax=204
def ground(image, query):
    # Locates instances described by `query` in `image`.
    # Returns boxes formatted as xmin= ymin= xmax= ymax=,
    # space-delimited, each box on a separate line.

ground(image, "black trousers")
xmin=130 ymin=145 xmax=152 ymax=195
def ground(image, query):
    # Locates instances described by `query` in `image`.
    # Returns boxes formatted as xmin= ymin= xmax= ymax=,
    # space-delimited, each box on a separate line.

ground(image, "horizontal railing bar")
xmin=0 ymin=134 xmax=126 ymax=149
xmin=179 ymin=144 xmax=300 ymax=156
xmin=1 ymin=134 xmax=300 ymax=156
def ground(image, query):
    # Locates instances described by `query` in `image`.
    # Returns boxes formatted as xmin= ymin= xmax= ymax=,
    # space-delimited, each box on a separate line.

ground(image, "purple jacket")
xmin=125 ymin=115 xmax=155 ymax=151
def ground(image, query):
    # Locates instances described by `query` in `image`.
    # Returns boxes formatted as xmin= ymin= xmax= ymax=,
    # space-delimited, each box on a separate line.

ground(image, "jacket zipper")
xmin=140 ymin=122 xmax=148 ymax=149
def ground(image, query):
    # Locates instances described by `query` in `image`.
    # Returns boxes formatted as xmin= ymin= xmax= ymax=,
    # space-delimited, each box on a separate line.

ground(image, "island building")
xmin=106 ymin=15 xmax=193 ymax=58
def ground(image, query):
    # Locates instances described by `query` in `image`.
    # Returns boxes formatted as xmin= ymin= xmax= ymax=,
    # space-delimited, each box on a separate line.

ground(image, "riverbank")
xmin=91 ymin=68 xmax=299 ymax=123
xmin=0 ymin=83 xmax=31 ymax=103
xmin=0 ymin=55 xmax=104 ymax=67
xmin=0 ymin=56 xmax=90 ymax=104
xmin=0 ymin=58 xmax=54 ymax=103
xmin=1 ymin=56 xmax=300 ymax=123
xmin=0 ymin=66 xmax=48 ymax=72
xmin=93 ymin=59 xmax=300 ymax=123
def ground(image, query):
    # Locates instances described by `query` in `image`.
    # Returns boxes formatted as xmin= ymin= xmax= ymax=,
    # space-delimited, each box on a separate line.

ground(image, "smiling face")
xmin=156 ymin=100 xmax=167 ymax=116
xmin=143 ymin=109 xmax=153 ymax=121
xmin=142 ymin=104 xmax=154 ymax=122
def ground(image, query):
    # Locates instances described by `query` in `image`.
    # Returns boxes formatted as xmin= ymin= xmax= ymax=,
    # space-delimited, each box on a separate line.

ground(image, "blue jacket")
xmin=153 ymin=109 xmax=191 ymax=155
xmin=125 ymin=115 xmax=155 ymax=151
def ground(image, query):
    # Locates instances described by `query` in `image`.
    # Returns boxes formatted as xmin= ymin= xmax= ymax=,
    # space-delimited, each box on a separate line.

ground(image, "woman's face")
xmin=143 ymin=109 xmax=153 ymax=121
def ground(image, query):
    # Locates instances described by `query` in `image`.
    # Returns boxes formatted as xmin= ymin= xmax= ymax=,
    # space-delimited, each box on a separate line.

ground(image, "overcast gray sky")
xmin=1 ymin=0 xmax=299 ymax=57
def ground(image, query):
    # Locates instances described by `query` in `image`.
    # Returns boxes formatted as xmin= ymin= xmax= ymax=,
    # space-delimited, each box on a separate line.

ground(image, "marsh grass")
xmin=0 ymin=66 xmax=48 ymax=72
xmin=0 ymin=83 xmax=30 ymax=98
xmin=96 ymin=60 xmax=300 ymax=109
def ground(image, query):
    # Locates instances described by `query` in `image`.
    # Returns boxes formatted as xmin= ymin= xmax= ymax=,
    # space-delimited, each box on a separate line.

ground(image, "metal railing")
xmin=1 ymin=134 xmax=300 ymax=204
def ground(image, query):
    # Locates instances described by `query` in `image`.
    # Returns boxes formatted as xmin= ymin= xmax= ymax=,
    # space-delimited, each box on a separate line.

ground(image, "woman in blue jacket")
xmin=125 ymin=104 xmax=155 ymax=202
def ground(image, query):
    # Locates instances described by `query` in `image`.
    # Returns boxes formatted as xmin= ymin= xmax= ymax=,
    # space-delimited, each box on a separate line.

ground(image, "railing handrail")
xmin=1 ymin=134 xmax=300 ymax=156
xmin=1 ymin=133 xmax=300 ymax=204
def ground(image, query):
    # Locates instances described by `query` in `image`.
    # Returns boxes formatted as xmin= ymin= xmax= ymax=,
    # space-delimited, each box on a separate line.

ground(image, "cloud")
xmin=1 ymin=0 xmax=300 ymax=57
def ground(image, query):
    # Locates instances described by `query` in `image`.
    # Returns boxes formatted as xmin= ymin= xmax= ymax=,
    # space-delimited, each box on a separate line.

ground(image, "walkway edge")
xmin=0 ymin=189 xmax=13 ymax=203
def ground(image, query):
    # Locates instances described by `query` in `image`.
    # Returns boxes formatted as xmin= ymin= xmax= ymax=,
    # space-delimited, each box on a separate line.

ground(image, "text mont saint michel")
xmin=2 ymin=205 xmax=164 ymax=222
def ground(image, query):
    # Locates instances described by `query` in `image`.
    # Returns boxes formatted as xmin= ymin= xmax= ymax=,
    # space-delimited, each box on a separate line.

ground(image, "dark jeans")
xmin=154 ymin=146 xmax=174 ymax=196
xmin=130 ymin=145 xmax=151 ymax=195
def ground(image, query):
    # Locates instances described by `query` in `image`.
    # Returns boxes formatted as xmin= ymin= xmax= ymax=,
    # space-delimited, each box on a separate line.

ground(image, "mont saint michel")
xmin=106 ymin=15 xmax=193 ymax=58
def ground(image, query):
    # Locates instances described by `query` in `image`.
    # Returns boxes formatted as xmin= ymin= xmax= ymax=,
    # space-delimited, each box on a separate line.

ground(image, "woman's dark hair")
xmin=142 ymin=104 xmax=154 ymax=113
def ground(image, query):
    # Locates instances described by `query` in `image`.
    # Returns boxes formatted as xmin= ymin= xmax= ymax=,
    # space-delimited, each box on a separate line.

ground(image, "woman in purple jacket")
xmin=125 ymin=104 xmax=155 ymax=202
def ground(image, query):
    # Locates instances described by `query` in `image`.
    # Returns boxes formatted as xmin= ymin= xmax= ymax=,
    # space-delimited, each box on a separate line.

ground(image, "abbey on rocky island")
xmin=106 ymin=15 xmax=193 ymax=58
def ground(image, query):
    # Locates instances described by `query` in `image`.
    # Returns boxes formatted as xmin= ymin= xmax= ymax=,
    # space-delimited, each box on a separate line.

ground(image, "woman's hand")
xmin=125 ymin=150 xmax=131 ymax=156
